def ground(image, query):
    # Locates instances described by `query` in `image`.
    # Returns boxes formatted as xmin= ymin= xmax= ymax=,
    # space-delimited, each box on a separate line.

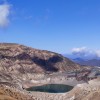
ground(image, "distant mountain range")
xmin=64 ymin=54 xmax=100 ymax=66
xmin=72 ymin=58 xmax=100 ymax=66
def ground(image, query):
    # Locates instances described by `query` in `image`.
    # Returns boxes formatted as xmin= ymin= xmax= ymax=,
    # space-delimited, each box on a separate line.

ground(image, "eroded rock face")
xmin=0 ymin=43 xmax=80 ymax=74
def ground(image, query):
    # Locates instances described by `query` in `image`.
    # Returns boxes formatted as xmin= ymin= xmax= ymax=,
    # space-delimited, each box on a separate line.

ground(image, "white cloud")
xmin=72 ymin=47 xmax=87 ymax=53
xmin=71 ymin=47 xmax=89 ymax=56
xmin=71 ymin=47 xmax=100 ymax=58
xmin=95 ymin=50 xmax=100 ymax=57
xmin=0 ymin=3 xmax=11 ymax=28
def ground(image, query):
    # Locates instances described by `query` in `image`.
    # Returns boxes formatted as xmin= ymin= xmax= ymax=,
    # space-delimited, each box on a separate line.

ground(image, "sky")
xmin=0 ymin=0 xmax=100 ymax=55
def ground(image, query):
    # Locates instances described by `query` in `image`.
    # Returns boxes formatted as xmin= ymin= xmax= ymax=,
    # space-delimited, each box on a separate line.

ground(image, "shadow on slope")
xmin=32 ymin=55 xmax=63 ymax=72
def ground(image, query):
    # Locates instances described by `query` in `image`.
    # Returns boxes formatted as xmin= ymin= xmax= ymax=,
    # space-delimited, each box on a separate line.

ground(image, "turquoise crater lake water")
xmin=26 ymin=84 xmax=73 ymax=93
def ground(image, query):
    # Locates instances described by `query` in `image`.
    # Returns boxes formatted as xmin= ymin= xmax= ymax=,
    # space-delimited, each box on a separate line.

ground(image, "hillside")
xmin=0 ymin=43 xmax=99 ymax=100
xmin=0 ymin=43 xmax=81 ymax=74
xmin=0 ymin=84 xmax=35 ymax=100
xmin=0 ymin=43 xmax=86 ymax=100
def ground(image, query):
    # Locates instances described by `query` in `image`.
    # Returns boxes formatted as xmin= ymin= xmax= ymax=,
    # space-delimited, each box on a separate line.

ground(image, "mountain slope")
xmin=0 ymin=43 xmax=80 ymax=74
xmin=0 ymin=84 xmax=35 ymax=100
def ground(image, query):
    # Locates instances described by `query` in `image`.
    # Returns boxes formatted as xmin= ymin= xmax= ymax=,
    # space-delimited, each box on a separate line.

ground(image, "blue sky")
xmin=0 ymin=0 xmax=100 ymax=54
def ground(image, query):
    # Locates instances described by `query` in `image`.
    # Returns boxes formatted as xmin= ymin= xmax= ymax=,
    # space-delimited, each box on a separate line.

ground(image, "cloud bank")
xmin=71 ymin=47 xmax=100 ymax=58
xmin=0 ymin=3 xmax=11 ymax=28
